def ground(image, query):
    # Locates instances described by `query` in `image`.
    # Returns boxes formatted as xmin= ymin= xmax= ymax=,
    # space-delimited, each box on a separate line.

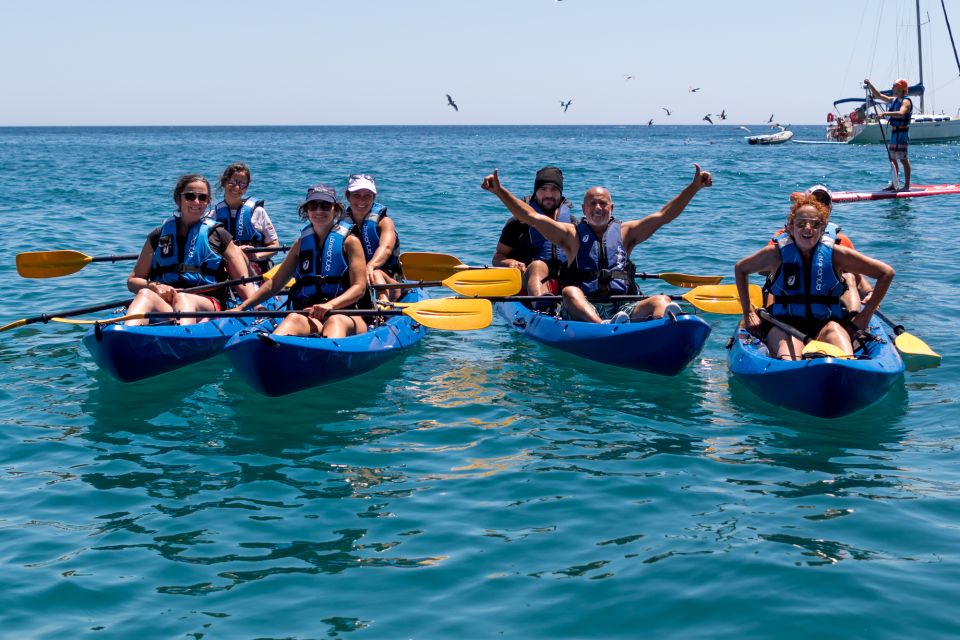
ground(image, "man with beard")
xmin=491 ymin=166 xmax=573 ymax=299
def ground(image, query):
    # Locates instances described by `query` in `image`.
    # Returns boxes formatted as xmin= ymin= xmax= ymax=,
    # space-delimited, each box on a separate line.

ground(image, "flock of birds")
xmin=445 ymin=80 xmax=781 ymax=128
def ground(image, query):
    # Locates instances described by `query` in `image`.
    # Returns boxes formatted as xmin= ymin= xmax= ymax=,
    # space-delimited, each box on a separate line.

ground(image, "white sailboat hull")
xmin=847 ymin=116 xmax=960 ymax=143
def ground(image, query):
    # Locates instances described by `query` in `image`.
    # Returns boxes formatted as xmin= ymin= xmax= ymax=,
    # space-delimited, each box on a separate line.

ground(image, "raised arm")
xmin=481 ymin=169 xmax=577 ymax=257
xmin=622 ymin=163 xmax=712 ymax=252
xmin=863 ymin=79 xmax=892 ymax=103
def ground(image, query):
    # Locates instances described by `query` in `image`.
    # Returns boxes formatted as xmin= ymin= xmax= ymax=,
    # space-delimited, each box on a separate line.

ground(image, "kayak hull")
xmin=83 ymin=313 xmax=266 ymax=383
xmin=495 ymin=301 xmax=711 ymax=376
xmin=727 ymin=318 xmax=904 ymax=418
xmin=225 ymin=290 xmax=427 ymax=396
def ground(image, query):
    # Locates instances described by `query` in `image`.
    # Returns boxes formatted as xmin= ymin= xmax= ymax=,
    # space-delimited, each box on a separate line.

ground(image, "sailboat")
xmin=826 ymin=0 xmax=960 ymax=143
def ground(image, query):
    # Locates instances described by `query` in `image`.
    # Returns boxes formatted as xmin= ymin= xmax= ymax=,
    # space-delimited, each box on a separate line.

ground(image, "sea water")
xmin=0 ymin=125 xmax=958 ymax=638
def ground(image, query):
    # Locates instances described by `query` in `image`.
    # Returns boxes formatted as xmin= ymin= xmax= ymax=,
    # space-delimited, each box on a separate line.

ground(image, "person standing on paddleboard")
xmin=491 ymin=166 xmax=574 ymax=303
xmin=482 ymin=164 xmax=712 ymax=324
xmin=864 ymin=78 xmax=913 ymax=192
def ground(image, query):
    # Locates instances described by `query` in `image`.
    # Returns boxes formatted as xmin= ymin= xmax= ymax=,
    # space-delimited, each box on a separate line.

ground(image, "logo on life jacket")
xmin=158 ymin=235 xmax=173 ymax=258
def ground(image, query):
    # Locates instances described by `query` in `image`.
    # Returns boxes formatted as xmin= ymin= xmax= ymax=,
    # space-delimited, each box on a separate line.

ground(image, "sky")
xmin=2 ymin=0 xmax=960 ymax=126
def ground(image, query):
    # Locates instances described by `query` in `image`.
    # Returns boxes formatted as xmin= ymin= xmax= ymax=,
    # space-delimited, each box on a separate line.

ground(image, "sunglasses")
xmin=227 ymin=180 xmax=249 ymax=189
xmin=181 ymin=192 xmax=210 ymax=203
xmin=794 ymin=218 xmax=822 ymax=230
xmin=305 ymin=201 xmax=335 ymax=212
xmin=349 ymin=173 xmax=375 ymax=182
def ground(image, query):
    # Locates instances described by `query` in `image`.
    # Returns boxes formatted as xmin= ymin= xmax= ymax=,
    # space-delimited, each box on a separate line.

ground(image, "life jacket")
xmin=346 ymin=202 xmax=401 ymax=276
xmin=768 ymin=235 xmax=845 ymax=321
xmin=888 ymin=96 xmax=912 ymax=132
xmin=213 ymin=197 xmax=266 ymax=246
xmin=149 ymin=217 xmax=224 ymax=287
xmin=523 ymin=196 xmax=572 ymax=274
xmin=562 ymin=219 xmax=638 ymax=296
xmin=288 ymin=221 xmax=354 ymax=310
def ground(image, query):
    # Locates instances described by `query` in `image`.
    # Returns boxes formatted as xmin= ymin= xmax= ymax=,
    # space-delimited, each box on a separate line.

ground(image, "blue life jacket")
xmin=525 ymin=197 xmax=572 ymax=269
xmin=346 ymin=202 xmax=401 ymax=276
xmin=769 ymin=235 xmax=845 ymax=321
xmin=564 ymin=219 xmax=638 ymax=296
xmin=150 ymin=217 xmax=224 ymax=287
xmin=289 ymin=221 xmax=353 ymax=309
xmin=213 ymin=197 xmax=265 ymax=246
xmin=888 ymin=96 xmax=913 ymax=133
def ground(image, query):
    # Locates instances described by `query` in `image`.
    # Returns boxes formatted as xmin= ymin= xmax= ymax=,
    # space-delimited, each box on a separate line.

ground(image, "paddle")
xmin=874 ymin=309 xmax=941 ymax=367
xmin=51 ymin=298 xmax=493 ymax=332
xmin=398 ymin=251 xmax=721 ymax=287
xmin=866 ymin=86 xmax=900 ymax=190
xmin=482 ymin=284 xmax=762 ymax=315
xmin=16 ymin=246 xmax=292 ymax=278
xmin=0 ymin=266 xmax=281 ymax=333
xmin=755 ymin=309 xmax=849 ymax=358
xmin=372 ymin=268 xmax=521 ymax=297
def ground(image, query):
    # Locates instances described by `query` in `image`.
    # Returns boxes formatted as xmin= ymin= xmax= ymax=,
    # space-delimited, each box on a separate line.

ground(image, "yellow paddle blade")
xmin=16 ymin=250 xmax=93 ymax=278
xmin=801 ymin=340 xmax=851 ymax=359
xmin=443 ymin=268 xmax=521 ymax=296
xmin=657 ymin=272 xmax=724 ymax=287
xmin=399 ymin=252 xmax=469 ymax=281
xmin=893 ymin=332 xmax=941 ymax=360
xmin=681 ymin=284 xmax=761 ymax=314
xmin=0 ymin=318 xmax=29 ymax=332
xmin=399 ymin=298 xmax=492 ymax=331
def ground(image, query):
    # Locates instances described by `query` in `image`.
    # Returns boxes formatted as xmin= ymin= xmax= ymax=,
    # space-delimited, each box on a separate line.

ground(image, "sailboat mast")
xmin=916 ymin=0 xmax=925 ymax=112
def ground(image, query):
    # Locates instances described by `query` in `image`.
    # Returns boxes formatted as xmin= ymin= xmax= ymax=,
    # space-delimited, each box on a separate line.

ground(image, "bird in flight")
xmin=689 ymin=86 xmax=701 ymax=93
xmin=446 ymin=94 xmax=459 ymax=112
xmin=624 ymin=74 xmax=634 ymax=81
xmin=718 ymin=109 xmax=727 ymax=120
xmin=560 ymin=99 xmax=572 ymax=112
xmin=702 ymin=114 xmax=714 ymax=124
xmin=767 ymin=114 xmax=774 ymax=123
xmin=647 ymin=119 xmax=654 ymax=126
xmin=662 ymin=107 xmax=672 ymax=116
xmin=738 ymin=126 xmax=752 ymax=133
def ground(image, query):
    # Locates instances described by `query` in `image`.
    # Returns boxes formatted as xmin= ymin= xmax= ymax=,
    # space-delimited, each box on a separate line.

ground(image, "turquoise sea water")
xmin=1 ymin=125 xmax=958 ymax=638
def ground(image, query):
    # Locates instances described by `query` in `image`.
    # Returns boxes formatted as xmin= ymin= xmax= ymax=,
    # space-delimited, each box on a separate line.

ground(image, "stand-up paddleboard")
xmin=791 ymin=140 xmax=849 ymax=145
xmin=832 ymin=183 xmax=960 ymax=203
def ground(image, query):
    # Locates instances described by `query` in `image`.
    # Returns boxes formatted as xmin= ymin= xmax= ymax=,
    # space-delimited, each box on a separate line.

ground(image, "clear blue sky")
xmin=3 ymin=0 xmax=959 ymax=126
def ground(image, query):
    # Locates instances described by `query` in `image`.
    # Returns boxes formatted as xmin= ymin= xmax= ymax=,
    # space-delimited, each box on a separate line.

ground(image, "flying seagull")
xmin=767 ymin=113 xmax=774 ymax=123
xmin=718 ymin=109 xmax=727 ymax=120
xmin=702 ymin=114 xmax=714 ymax=124
xmin=738 ymin=126 xmax=752 ymax=133
xmin=560 ymin=99 xmax=572 ymax=112
xmin=624 ymin=74 xmax=634 ymax=81
xmin=647 ymin=119 xmax=654 ymax=126
xmin=446 ymin=94 xmax=459 ymax=112
xmin=689 ymin=86 xmax=701 ymax=93
xmin=662 ymin=107 xmax=672 ymax=116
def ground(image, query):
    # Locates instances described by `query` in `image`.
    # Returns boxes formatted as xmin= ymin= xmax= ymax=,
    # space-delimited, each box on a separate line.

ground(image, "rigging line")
xmin=942 ymin=0 xmax=960 ymax=76
xmin=868 ymin=0 xmax=886 ymax=79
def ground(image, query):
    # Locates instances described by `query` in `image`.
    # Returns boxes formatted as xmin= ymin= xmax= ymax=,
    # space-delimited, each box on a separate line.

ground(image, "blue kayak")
xmin=224 ymin=290 xmax=427 ymax=397
xmin=495 ymin=301 xmax=712 ymax=375
xmin=82 ymin=299 xmax=279 ymax=383
xmin=727 ymin=316 xmax=905 ymax=418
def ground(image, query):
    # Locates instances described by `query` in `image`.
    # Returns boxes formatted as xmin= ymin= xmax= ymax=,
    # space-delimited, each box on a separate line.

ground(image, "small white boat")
xmin=746 ymin=130 xmax=793 ymax=145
